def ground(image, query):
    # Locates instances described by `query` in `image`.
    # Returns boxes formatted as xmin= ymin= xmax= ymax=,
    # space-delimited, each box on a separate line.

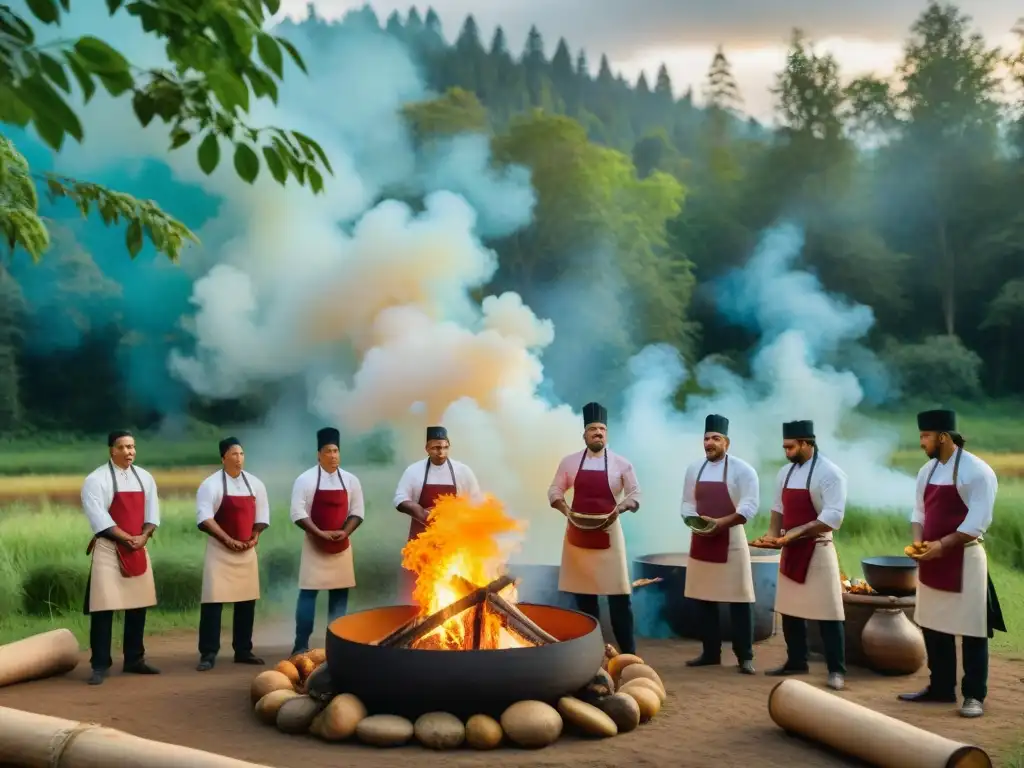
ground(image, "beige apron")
xmin=685 ymin=525 xmax=755 ymax=603
xmin=88 ymin=538 xmax=157 ymax=612
xmin=558 ymin=519 xmax=631 ymax=595
xmin=914 ymin=542 xmax=988 ymax=637
xmin=298 ymin=535 xmax=356 ymax=591
xmin=201 ymin=537 xmax=260 ymax=604
xmin=774 ymin=534 xmax=844 ymax=621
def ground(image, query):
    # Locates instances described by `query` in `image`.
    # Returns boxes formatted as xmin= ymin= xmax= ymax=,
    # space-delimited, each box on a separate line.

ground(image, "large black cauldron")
xmin=325 ymin=602 xmax=604 ymax=718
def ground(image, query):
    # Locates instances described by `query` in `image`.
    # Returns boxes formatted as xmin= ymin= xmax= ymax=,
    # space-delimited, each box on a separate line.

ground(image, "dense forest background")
xmin=2 ymin=0 xmax=1023 ymax=435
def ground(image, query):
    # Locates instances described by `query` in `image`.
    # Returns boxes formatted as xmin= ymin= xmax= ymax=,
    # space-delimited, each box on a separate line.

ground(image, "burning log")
xmin=485 ymin=592 xmax=558 ymax=645
xmin=378 ymin=575 xmax=515 ymax=649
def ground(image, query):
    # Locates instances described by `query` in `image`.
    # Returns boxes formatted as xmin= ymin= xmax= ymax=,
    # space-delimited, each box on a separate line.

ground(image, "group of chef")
xmin=80 ymin=404 xmax=1004 ymax=719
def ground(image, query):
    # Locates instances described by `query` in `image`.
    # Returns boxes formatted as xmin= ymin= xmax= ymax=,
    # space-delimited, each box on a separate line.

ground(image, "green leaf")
xmin=106 ymin=0 xmax=124 ymax=13
xmin=207 ymin=69 xmax=249 ymax=113
xmin=97 ymin=69 xmax=134 ymax=97
xmin=262 ymin=145 xmax=287 ymax=184
xmin=246 ymin=69 xmax=279 ymax=102
xmin=126 ymin=219 xmax=143 ymax=257
xmin=233 ymin=142 xmax=259 ymax=183
xmin=18 ymin=74 xmax=84 ymax=143
xmin=26 ymin=0 xmax=59 ymax=24
xmin=169 ymin=128 xmax=191 ymax=149
xmin=197 ymin=133 xmax=220 ymax=175
xmin=275 ymin=36 xmax=307 ymax=74
xmin=0 ymin=87 xmax=33 ymax=126
xmin=264 ymin=0 xmax=281 ymax=14
xmin=0 ymin=14 xmax=35 ymax=44
xmin=307 ymin=166 xmax=324 ymax=194
xmin=257 ymin=33 xmax=283 ymax=78
xmin=73 ymin=35 xmax=130 ymax=74
xmin=39 ymin=53 xmax=71 ymax=92
xmin=132 ymin=91 xmax=155 ymax=127
xmin=62 ymin=52 xmax=96 ymax=102
xmin=292 ymin=131 xmax=333 ymax=175
xmin=32 ymin=116 xmax=65 ymax=151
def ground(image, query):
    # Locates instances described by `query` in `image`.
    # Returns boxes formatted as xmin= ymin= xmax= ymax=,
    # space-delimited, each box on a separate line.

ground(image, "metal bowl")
xmin=567 ymin=511 xmax=613 ymax=530
xmin=325 ymin=603 xmax=604 ymax=718
xmin=861 ymin=556 xmax=919 ymax=597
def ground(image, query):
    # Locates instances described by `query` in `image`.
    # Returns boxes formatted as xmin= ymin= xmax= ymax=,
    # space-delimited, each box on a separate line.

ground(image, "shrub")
xmin=22 ymin=562 xmax=89 ymax=616
xmin=882 ymin=335 xmax=983 ymax=401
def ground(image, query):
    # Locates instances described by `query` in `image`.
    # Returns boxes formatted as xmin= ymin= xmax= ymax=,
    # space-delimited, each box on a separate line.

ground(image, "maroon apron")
xmin=566 ymin=451 xmax=617 ymax=550
xmin=214 ymin=470 xmax=256 ymax=543
xmin=309 ymin=466 xmax=350 ymax=555
xmin=919 ymin=448 xmax=968 ymax=593
xmin=101 ymin=462 xmax=149 ymax=578
xmin=779 ymin=451 xmax=820 ymax=584
xmin=400 ymin=460 xmax=457 ymax=601
xmin=689 ymin=456 xmax=734 ymax=564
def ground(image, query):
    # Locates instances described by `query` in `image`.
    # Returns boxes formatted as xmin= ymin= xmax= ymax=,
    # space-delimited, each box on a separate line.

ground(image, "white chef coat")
xmin=911 ymin=449 xmax=997 ymax=538
xmin=770 ymin=452 xmax=847 ymax=530
xmin=547 ymin=449 xmax=642 ymax=508
xmin=289 ymin=465 xmax=365 ymax=523
xmin=196 ymin=469 xmax=271 ymax=527
xmin=81 ymin=462 xmax=160 ymax=535
xmin=392 ymin=458 xmax=484 ymax=507
xmin=681 ymin=454 xmax=760 ymax=520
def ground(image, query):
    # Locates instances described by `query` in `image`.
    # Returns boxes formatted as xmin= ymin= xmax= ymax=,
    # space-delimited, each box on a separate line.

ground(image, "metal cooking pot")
xmin=861 ymin=556 xmax=919 ymax=597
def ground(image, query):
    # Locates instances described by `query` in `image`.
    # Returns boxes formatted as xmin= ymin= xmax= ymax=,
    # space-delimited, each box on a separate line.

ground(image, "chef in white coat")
xmin=548 ymin=401 xmax=642 ymax=655
xmin=760 ymin=419 xmax=848 ymax=691
xmin=681 ymin=414 xmax=760 ymax=674
xmin=898 ymin=409 xmax=1005 ymax=719
xmin=393 ymin=425 xmax=484 ymax=604
xmin=80 ymin=429 xmax=161 ymax=685
xmin=289 ymin=427 xmax=365 ymax=655
xmin=195 ymin=436 xmax=271 ymax=671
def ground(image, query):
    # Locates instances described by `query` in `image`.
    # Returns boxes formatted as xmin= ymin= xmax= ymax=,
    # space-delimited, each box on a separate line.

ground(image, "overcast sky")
xmin=281 ymin=1 xmax=1022 ymax=120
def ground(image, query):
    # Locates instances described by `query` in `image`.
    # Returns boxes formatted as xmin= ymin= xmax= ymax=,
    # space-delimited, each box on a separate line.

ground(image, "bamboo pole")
xmin=0 ymin=705 xmax=279 ymax=768
xmin=768 ymin=679 xmax=991 ymax=768
xmin=0 ymin=629 xmax=80 ymax=688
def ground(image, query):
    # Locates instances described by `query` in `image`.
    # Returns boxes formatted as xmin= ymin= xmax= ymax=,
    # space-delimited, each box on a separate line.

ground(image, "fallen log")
xmin=0 ymin=628 xmax=80 ymax=689
xmin=0 ymin=705 xmax=279 ymax=768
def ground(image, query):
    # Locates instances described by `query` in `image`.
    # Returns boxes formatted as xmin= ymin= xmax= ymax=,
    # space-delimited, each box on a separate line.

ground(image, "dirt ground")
xmin=0 ymin=630 xmax=1021 ymax=768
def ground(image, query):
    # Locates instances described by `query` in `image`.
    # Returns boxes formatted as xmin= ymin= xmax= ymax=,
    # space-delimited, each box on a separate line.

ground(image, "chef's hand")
xmin=914 ymin=540 xmax=944 ymax=561
xmin=127 ymin=535 xmax=146 ymax=550
xmin=333 ymin=530 xmax=349 ymax=542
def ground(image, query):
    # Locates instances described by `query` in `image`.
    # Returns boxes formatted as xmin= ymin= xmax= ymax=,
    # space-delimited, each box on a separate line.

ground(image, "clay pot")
xmin=860 ymin=608 xmax=926 ymax=675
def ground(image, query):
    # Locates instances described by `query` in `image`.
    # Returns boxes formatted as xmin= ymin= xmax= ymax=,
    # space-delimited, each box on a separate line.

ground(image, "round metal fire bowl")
xmin=861 ymin=555 xmax=919 ymax=597
xmin=326 ymin=602 xmax=604 ymax=719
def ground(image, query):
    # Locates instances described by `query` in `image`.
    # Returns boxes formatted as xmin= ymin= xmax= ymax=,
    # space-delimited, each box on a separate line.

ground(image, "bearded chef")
xmin=289 ymin=427 xmax=365 ymax=656
xmin=80 ymin=430 xmax=161 ymax=686
xmin=898 ymin=409 xmax=1005 ymax=719
xmin=681 ymin=414 xmax=760 ymax=674
xmin=195 ymin=437 xmax=270 ymax=672
xmin=548 ymin=402 xmax=641 ymax=655
xmin=393 ymin=425 xmax=484 ymax=604
xmin=759 ymin=419 xmax=848 ymax=691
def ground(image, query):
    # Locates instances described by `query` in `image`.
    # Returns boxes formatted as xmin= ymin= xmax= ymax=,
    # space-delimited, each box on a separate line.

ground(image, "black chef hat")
xmin=426 ymin=426 xmax=448 ymax=442
xmin=317 ymin=427 xmax=340 ymax=451
xmin=219 ymin=436 xmax=241 ymax=457
xmin=107 ymin=429 xmax=133 ymax=447
xmin=704 ymin=414 xmax=729 ymax=436
xmin=782 ymin=420 xmax=814 ymax=440
xmin=582 ymin=401 xmax=608 ymax=427
xmin=917 ymin=409 xmax=957 ymax=433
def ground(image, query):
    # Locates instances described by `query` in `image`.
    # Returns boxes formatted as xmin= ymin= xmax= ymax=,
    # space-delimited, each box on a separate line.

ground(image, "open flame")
xmin=400 ymin=493 xmax=530 ymax=650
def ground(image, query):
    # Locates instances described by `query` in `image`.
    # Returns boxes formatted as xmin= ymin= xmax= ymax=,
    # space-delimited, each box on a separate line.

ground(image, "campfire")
xmin=390 ymin=493 xmax=549 ymax=651
xmin=247 ymin=493 xmax=670 ymax=749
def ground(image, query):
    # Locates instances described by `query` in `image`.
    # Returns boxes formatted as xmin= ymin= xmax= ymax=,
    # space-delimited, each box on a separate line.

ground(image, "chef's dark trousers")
xmin=198 ymin=600 xmax=256 ymax=659
xmin=90 ymin=608 xmax=147 ymax=671
xmin=923 ymin=627 xmax=988 ymax=701
xmin=293 ymin=588 xmax=349 ymax=653
xmin=782 ymin=614 xmax=846 ymax=675
xmin=572 ymin=593 xmax=636 ymax=655
xmin=695 ymin=599 xmax=754 ymax=662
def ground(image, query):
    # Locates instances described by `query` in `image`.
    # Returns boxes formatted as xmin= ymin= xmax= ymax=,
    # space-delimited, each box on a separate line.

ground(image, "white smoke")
xmin=42 ymin=8 xmax=916 ymax=568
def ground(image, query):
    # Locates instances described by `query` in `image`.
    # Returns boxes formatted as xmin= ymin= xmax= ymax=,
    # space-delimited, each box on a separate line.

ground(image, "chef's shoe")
xmin=898 ymin=687 xmax=957 ymax=703
xmin=87 ymin=668 xmax=108 ymax=685
xmin=685 ymin=653 xmax=721 ymax=667
xmin=738 ymin=660 xmax=755 ymax=675
xmin=959 ymin=698 xmax=984 ymax=718
xmin=197 ymin=654 xmax=216 ymax=671
xmin=826 ymin=673 xmax=845 ymax=691
xmin=764 ymin=663 xmax=809 ymax=676
xmin=123 ymin=659 xmax=160 ymax=675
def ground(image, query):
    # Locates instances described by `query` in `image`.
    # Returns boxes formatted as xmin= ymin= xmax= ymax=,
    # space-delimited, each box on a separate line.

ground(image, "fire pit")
xmin=246 ymin=495 xmax=671 ymax=749
xmin=324 ymin=574 xmax=604 ymax=718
